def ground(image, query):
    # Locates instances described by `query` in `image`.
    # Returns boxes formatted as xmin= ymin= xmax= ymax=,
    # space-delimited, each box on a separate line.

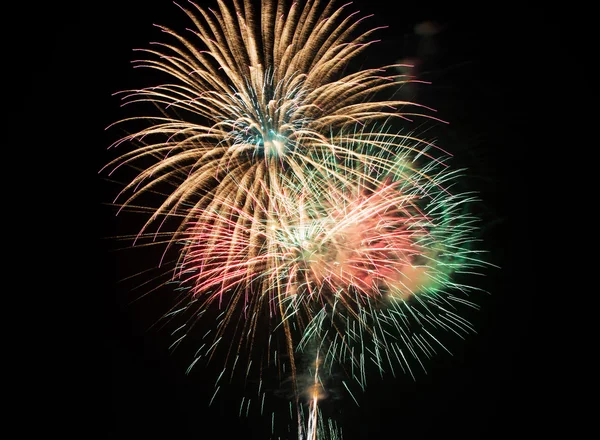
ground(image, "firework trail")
xmin=103 ymin=0 xmax=493 ymax=438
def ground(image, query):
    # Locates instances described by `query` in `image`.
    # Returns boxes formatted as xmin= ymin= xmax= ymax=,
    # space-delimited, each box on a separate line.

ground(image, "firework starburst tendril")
xmin=103 ymin=0 xmax=493 ymax=438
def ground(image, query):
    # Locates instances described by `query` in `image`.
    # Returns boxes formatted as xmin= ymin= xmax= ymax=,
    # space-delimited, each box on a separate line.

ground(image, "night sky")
xmin=46 ymin=0 xmax=537 ymax=437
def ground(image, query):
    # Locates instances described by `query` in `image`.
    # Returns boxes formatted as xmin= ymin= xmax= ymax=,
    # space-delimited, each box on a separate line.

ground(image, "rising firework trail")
xmin=102 ymin=0 xmax=494 ymax=438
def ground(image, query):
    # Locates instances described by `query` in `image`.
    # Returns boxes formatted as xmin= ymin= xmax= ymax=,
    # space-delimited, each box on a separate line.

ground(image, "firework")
xmin=103 ymin=1 xmax=492 ymax=438
xmin=102 ymin=0 xmax=439 ymax=254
